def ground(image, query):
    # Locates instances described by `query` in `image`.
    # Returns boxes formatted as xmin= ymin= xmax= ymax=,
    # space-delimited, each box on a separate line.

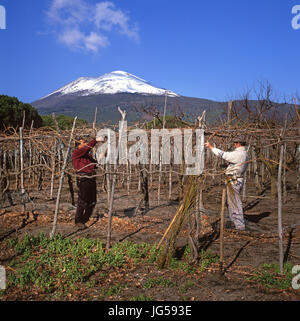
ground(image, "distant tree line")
xmin=41 ymin=114 xmax=87 ymax=130
xmin=0 ymin=95 xmax=43 ymax=130
xmin=0 ymin=95 xmax=87 ymax=130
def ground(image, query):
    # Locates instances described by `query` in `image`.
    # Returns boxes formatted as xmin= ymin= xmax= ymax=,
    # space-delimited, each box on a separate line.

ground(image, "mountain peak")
xmin=110 ymin=70 xmax=130 ymax=75
xmin=44 ymin=71 xmax=179 ymax=98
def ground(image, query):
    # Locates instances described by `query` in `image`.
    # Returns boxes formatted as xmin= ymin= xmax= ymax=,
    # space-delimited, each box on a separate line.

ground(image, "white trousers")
xmin=226 ymin=179 xmax=245 ymax=230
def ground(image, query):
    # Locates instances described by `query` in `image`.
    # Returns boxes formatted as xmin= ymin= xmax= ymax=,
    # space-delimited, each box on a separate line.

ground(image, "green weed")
xmin=144 ymin=277 xmax=176 ymax=289
xmin=102 ymin=283 xmax=127 ymax=297
xmin=199 ymin=250 xmax=219 ymax=271
xmin=248 ymin=263 xmax=294 ymax=290
xmin=3 ymin=233 xmax=210 ymax=299
xmin=179 ymin=280 xmax=195 ymax=293
xmin=129 ymin=294 xmax=153 ymax=301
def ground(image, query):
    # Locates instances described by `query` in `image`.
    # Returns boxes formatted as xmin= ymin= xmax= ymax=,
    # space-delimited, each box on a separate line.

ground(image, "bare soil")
xmin=0 ymin=172 xmax=300 ymax=301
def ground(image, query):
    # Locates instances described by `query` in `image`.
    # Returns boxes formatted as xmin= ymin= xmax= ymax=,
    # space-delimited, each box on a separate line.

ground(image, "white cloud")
xmin=84 ymin=32 xmax=109 ymax=52
xmin=58 ymin=28 xmax=84 ymax=48
xmin=46 ymin=0 xmax=138 ymax=53
xmin=95 ymin=2 xmax=139 ymax=42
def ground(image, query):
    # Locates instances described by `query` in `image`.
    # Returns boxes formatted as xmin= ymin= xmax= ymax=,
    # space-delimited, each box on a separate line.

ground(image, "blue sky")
xmin=0 ymin=0 xmax=299 ymax=103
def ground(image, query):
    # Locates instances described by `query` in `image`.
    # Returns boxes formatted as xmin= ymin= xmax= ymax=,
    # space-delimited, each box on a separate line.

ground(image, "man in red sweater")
xmin=72 ymin=136 xmax=104 ymax=229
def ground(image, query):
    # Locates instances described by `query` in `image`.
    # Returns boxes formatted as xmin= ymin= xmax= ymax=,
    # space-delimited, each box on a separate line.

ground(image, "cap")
xmin=233 ymin=136 xmax=247 ymax=144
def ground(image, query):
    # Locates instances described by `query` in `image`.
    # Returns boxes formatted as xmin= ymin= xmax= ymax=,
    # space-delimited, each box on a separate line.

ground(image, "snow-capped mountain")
xmin=33 ymin=70 xmax=223 ymax=124
xmin=43 ymin=71 xmax=179 ymax=98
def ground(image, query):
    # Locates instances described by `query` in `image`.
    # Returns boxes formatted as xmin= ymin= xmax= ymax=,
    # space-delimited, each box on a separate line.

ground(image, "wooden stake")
xmin=277 ymin=117 xmax=287 ymax=274
xmin=22 ymin=110 xmax=26 ymax=129
xmin=297 ymin=145 xmax=300 ymax=191
xmin=220 ymin=188 xmax=226 ymax=273
xmin=106 ymin=107 xmax=126 ymax=250
xmin=93 ymin=107 xmax=98 ymax=132
xmin=168 ymin=163 xmax=172 ymax=200
xmin=50 ymin=117 xmax=77 ymax=238
xmin=28 ymin=120 xmax=34 ymax=182
xmin=14 ymin=148 xmax=18 ymax=190
xmin=19 ymin=127 xmax=25 ymax=194
xmin=50 ymin=140 xmax=56 ymax=200
xmin=283 ymin=143 xmax=287 ymax=204
xmin=157 ymin=91 xmax=168 ymax=206
xmin=278 ymin=143 xmax=284 ymax=274
xmin=227 ymin=100 xmax=232 ymax=125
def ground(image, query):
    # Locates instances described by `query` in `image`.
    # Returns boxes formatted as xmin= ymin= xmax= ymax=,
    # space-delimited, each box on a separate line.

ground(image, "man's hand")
xmin=96 ymin=136 xmax=105 ymax=143
xmin=205 ymin=142 xmax=213 ymax=150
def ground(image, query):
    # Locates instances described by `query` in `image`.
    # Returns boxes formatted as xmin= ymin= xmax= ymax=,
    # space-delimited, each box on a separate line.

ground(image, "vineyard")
xmin=0 ymin=99 xmax=300 ymax=301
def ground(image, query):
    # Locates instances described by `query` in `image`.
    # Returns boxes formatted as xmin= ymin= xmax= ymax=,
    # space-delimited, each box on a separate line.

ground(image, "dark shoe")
xmin=75 ymin=223 xmax=87 ymax=230
xmin=91 ymin=212 xmax=101 ymax=219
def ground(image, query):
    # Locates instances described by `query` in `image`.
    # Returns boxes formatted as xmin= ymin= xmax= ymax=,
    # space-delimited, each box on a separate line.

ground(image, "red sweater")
xmin=72 ymin=139 xmax=97 ymax=173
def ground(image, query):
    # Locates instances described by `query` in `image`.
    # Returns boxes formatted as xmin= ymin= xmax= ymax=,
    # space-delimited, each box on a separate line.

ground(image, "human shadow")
xmin=0 ymin=214 xmax=37 ymax=242
xmin=284 ymin=227 xmax=295 ymax=264
xmin=123 ymin=207 xmax=136 ymax=218
xmin=244 ymin=212 xmax=271 ymax=223
xmin=62 ymin=218 xmax=100 ymax=239
xmin=118 ymin=220 xmax=162 ymax=242
xmin=198 ymin=220 xmax=220 ymax=252
xmin=224 ymin=240 xmax=251 ymax=272
xmin=123 ymin=200 xmax=177 ymax=218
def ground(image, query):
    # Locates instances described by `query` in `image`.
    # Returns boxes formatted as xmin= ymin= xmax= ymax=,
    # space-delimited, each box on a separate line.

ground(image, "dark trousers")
xmin=75 ymin=176 xmax=97 ymax=224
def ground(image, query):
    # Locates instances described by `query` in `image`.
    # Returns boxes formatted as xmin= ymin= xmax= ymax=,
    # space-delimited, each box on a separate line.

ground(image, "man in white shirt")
xmin=205 ymin=137 xmax=249 ymax=231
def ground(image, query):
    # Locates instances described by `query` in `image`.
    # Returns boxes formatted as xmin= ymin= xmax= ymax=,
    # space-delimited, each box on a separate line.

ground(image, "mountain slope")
xmin=33 ymin=92 xmax=225 ymax=124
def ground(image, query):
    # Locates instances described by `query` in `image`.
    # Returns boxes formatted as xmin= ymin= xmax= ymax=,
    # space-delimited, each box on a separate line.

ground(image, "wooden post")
xmin=14 ymin=148 xmax=18 ymax=190
xmin=106 ymin=107 xmax=126 ymax=250
xmin=220 ymin=188 xmax=226 ymax=273
xmin=283 ymin=143 xmax=287 ymax=204
xmin=93 ymin=107 xmax=98 ymax=132
xmin=50 ymin=140 xmax=56 ymax=200
xmin=277 ymin=143 xmax=284 ymax=274
xmin=227 ymin=100 xmax=232 ymax=125
xmin=92 ymin=107 xmax=98 ymax=160
xmin=50 ymin=117 xmax=77 ymax=238
xmin=277 ymin=117 xmax=287 ymax=274
xmin=297 ymin=145 xmax=300 ymax=191
xmin=19 ymin=127 xmax=25 ymax=194
xmin=52 ymin=112 xmax=75 ymax=204
xmin=127 ymin=161 xmax=131 ymax=195
xmin=137 ymin=165 xmax=141 ymax=191
xmin=149 ymin=163 xmax=153 ymax=190
xmin=22 ymin=110 xmax=26 ymax=129
xmin=28 ymin=120 xmax=34 ymax=183
xmin=252 ymin=147 xmax=261 ymax=194
xmin=260 ymin=145 xmax=265 ymax=187
xmin=242 ymin=173 xmax=247 ymax=201
xmin=168 ymin=163 xmax=172 ymax=200
xmin=157 ymin=91 xmax=168 ymax=206
xmin=31 ymin=147 xmax=35 ymax=186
